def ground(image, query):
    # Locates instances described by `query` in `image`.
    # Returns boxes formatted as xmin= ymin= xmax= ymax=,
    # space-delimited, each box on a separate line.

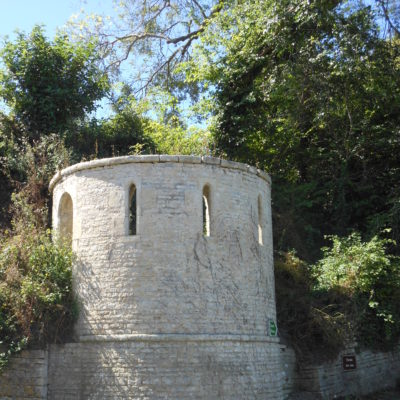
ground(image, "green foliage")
xmin=275 ymin=251 xmax=349 ymax=362
xmin=142 ymin=117 xmax=211 ymax=156
xmin=2 ymin=133 xmax=71 ymax=185
xmin=272 ymin=181 xmax=326 ymax=261
xmin=0 ymin=217 xmax=77 ymax=370
xmin=135 ymin=89 xmax=212 ymax=156
xmin=185 ymin=0 xmax=400 ymax=260
xmin=276 ymin=233 xmax=400 ymax=361
xmin=65 ymin=112 xmax=154 ymax=161
xmin=313 ymin=233 xmax=400 ymax=348
xmin=64 ymin=88 xmax=211 ymax=161
xmin=0 ymin=25 xmax=109 ymax=139
xmin=1 ymin=133 xmax=71 ymax=229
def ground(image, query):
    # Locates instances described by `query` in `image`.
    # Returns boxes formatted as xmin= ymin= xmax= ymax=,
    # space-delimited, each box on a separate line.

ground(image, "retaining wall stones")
xmin=2 ymin=344 xmax=399 ymax=399
xmin=0 ymin=350 xmax=48 ymax=399
xmin=295 ymin=345 xmax=400 ymax=399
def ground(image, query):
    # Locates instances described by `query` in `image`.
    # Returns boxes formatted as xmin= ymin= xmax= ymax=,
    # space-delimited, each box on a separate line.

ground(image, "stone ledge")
xmin=49 ymin=154 xmax=271 ymax=191
xmin=201 ymin=156 xmax=221 ymax=166
xmin=79 ymin=333 xmax=280 ymax=344
xmin=159 ymin=155 xmax=179 ymax=162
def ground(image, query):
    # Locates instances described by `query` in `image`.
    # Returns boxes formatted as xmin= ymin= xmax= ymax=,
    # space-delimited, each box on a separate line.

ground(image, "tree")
xmin=69 ymin=0 xmax=223 ymax=96
xmin=182 ymin=0 xmax=400 ymax=259
xmin=0 ymin=26 xmax=109 ymax=140
xmin=376 ymin=0 xmax=400 ymax=38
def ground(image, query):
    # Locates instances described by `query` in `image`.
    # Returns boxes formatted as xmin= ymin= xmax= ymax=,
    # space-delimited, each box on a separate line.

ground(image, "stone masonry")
xmin=1 ymin=155 xmax=400 ymax=399
xmin=48 ymin=155 xmax=284 ymax=399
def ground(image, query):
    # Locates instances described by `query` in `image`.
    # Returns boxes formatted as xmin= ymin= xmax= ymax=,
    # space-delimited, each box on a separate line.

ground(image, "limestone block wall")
xmin=296 ymin=345 xmax=400 ymax=399
xmin=0 ymin=350 xmax=48 ymax=399
xmin=51 ymin=155 xmax=275 ymax=339
xmin=47 ymin=339 xmax=286 ymax=400
xmin=47 ymin=155 xmax=283 ymax=399
xmin=2 ymin=343 xmax=400 ymax=399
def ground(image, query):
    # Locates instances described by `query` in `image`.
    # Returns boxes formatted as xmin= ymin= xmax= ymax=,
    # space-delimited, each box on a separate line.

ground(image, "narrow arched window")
xmin=258 ymin=195 xmax=263 ymax=245
xmin=129 ymin=184 xmax=137 ymax=235
xmin=202 ymin=185 xmax=211 ymax=237
xmin=58 ymin=192 xmax=73 ymax=243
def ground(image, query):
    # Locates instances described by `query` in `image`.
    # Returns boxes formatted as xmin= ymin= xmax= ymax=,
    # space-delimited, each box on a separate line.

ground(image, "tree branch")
xmin=192 ymin=0 xmax=207 ymax=19
xmin=376 ymin=0 xmax=400 ymax=37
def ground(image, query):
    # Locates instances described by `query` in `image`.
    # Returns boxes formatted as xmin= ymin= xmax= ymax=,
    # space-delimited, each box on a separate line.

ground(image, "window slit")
xmin=258 ymin=195 xmax=263 ymax=245
xmin=129 ymin=184 xmax=137 ymax=235
xmin=203 ymin=185 xmax=210 ymax=237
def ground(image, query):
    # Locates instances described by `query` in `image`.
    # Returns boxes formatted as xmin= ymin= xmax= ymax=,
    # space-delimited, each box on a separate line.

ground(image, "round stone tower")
xmin=49 ymin=155 xmax=286 ymax=399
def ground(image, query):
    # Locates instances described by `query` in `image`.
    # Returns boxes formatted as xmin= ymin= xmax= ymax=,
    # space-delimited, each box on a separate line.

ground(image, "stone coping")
xmin=79 ymin=333 xmax=280 ymax=344
xmin=49 ymin=154 xmax=271 ymax=192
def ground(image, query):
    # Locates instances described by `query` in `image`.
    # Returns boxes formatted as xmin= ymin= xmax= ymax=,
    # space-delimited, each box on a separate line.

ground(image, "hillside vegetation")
xmin=1 ymin=0 xmax=400 ymax=365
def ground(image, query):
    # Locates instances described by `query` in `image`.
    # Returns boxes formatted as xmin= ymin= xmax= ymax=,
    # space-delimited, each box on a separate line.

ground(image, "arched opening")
xmin=202 ymin=185 xmax=211 ymax=237
xmin=58 ymin=192 xmax=73 ymax=242
xmin=258 ymin=195 xmax=263 ymax=245
xmin=129 ymin=184 xmax=137 ymax=235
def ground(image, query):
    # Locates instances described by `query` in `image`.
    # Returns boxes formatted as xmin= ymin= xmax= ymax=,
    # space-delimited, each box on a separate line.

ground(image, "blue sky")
xmin=0 ymin=0 xmax=112 ymax=39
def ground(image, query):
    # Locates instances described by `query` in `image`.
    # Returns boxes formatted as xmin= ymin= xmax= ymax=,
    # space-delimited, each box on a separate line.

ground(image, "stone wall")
xmin=296 ymin=345 xmax=400 ymax=399
xmin=47 ymin=338 xmax=288 ymax=400
xmin=0 ymin=350 xmax=48 ymax=399
xmin=2 ymin=343 xmax=399 ymax=399
xmin=51 ymin=155 xmax=275 ymax=340
xmin=49 ymin=155 xmax=280 ymax=399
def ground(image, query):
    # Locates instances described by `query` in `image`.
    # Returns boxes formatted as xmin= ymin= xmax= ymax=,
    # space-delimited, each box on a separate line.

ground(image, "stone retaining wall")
xmin=296 ymin=345 xmax=400 ymax=399
xmin=0 ymin=350 xmax=48 ymax=399
xmin=1 ymin=344 xmax=399 ymax=399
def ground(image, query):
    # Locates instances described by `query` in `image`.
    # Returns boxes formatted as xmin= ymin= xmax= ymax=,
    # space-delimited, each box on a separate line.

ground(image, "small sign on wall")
xmin=343 ymin=355 xmax=357 ymax=370
xmin=268 ymin=319 xmax=278 ymax=337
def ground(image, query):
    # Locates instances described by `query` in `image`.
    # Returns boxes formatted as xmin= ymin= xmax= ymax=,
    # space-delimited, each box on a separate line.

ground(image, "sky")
xmin=0 ymin=0 xmax=111 ymax=39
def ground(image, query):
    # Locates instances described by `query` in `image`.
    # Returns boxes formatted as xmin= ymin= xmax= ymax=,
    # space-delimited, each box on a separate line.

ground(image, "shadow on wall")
xmin=73 ymin=258 xmax=103 ymax=338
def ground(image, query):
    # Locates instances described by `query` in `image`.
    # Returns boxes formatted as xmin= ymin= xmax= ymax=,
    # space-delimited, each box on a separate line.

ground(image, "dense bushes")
xmin=0 ymin=220 xmax=76 ymax=370
xmin=0 ymin=133 xmax=76 ymax=371
xmin=276 ymin=233 xmax=400 ymax=362
xmin=275 ymin=251 xmax=349 ymax=363
xmin=314 ymin=233 xmax=400 ymax=349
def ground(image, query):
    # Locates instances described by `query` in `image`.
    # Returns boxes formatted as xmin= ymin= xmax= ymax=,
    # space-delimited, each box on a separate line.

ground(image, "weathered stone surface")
xmin=201 ymin=156 xmax=221 ymax=165
xmin=0 ymin=350 xmax=48 ymax=399
xmin=52 ymin=156 xmax=275 ymax=339
xmin=50 ymin=155 xmax=278 ymax=398
xmin=2 ymin=341 xmax=400 ymax=399
xmin=296 ymin=345 xmax=400 ymax=399
xmin=49 ymin=154 xmax=270 ymax=192
xmin=47 ymin=340 xmax=287 ymax=400
xmin=159 ymin=154 xmax=179 ymax=162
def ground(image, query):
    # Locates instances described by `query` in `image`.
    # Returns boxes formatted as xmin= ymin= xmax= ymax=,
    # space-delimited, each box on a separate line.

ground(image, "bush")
xmin=0 ymin=225 xmax=77 ymax=370
xmin=275 ymin=251 xmax=349 ymax=363
xmin=0 ymin=132 xmax=76 ymax=371
xmin=312 ymin=233 xmax=400 ymax=348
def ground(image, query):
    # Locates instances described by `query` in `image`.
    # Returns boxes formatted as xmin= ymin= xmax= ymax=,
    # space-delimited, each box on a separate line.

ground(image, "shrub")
xmin=0 ymin=225 xmax=77 ymax=370
xmin=312 ymin=233 xmax=400 ymax=348
xmin=275 ymin=251 xmax=349 ymax=363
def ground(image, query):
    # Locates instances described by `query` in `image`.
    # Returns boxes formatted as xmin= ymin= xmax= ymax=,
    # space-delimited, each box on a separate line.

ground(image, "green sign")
xmin=269 ymin=319 xmax=277 ymax=336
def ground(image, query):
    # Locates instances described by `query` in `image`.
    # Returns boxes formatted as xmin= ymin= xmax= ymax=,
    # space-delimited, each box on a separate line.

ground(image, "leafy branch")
xmin=72 ymin=0 xmax=224 ymax=95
